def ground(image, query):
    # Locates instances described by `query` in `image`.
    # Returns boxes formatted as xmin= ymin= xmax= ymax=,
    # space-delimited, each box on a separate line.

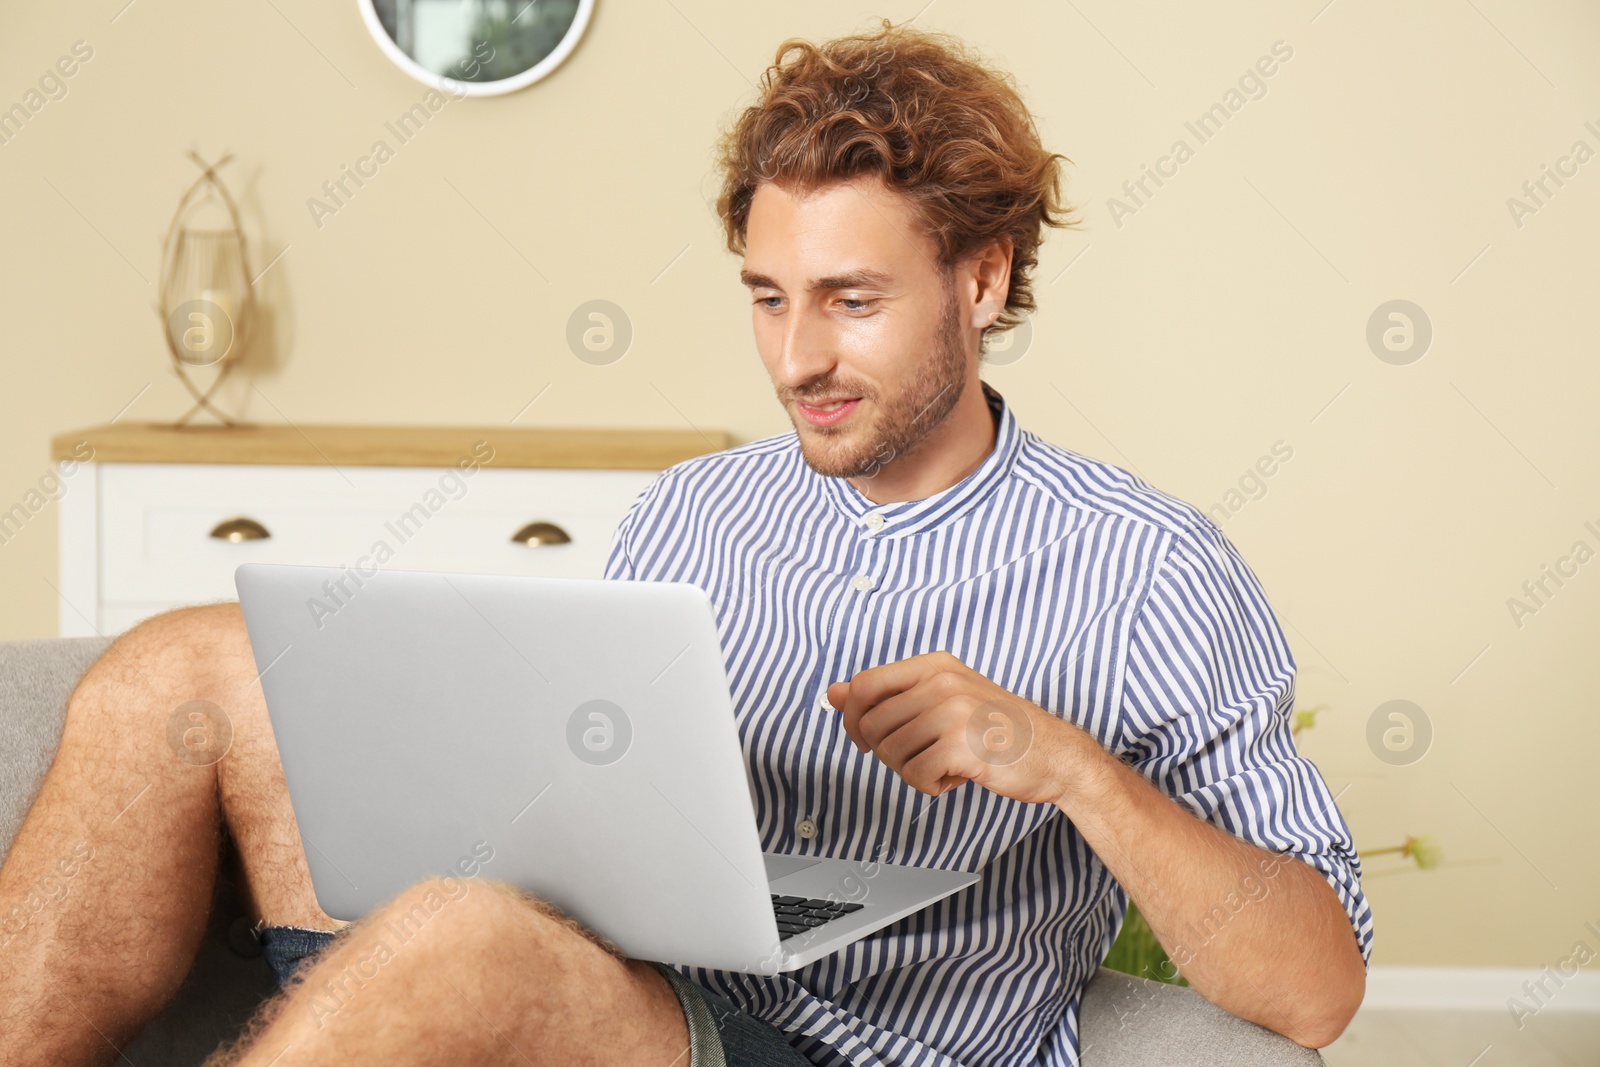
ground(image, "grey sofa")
xmin=0 ymin=636 xmax=1322 ymax=1066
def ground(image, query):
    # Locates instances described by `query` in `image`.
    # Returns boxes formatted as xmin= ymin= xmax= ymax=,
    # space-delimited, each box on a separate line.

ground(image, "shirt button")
xmin=864 ymin=512 xmax=886 ymax=531
xmin=851 ymin=574 xmax=874 ymax=592
xmin=796 ymin=817 xmax=818 ymax=840
xmin=817 ymin=691 xmax=835 ymax=712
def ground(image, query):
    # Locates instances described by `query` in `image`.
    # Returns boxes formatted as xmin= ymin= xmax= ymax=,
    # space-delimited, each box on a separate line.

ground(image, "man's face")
xmin=740 ymin=176 xmax=972 ymax=480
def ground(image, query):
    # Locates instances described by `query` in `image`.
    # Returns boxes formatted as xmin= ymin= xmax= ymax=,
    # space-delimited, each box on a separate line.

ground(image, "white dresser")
xmin=53 ymin=422 xmax=731 ymax=636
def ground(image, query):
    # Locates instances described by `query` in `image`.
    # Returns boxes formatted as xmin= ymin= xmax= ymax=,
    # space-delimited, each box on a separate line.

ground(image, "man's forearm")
xmin=827 ymin=651 xmax=1366 ymax=1045
xmin=1043 ymin=720 xmax=1365 ymax=1048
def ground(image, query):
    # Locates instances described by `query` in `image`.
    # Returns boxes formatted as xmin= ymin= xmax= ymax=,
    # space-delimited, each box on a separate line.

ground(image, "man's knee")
xmin=116 ymin=601 xmax=249 ymax=673
xmin=56 ymin=602 xmax=259 ymax=774
xmin=75 ymin=602 xmax=252 ymax=713
xmin=363 ymin=876 xmax=624 ymax=967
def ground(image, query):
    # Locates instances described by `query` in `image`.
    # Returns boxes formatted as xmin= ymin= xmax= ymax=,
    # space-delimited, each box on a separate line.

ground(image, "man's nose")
xmin=772 ymin=305 xmax=835 ymax=391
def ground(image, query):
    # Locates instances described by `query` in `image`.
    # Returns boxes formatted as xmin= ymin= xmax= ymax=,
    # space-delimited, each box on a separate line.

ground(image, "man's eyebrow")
xmin=739 ymin=268 xmax=896 ymax=291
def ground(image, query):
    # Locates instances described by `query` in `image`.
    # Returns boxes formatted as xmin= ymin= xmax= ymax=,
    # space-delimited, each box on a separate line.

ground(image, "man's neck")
xmin=847 ymin=379 xmax=999 ymax=505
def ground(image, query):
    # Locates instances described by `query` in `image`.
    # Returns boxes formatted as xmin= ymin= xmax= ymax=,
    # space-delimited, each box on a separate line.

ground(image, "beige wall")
xmin=3 ymin=1 xmax=1597 ymax=970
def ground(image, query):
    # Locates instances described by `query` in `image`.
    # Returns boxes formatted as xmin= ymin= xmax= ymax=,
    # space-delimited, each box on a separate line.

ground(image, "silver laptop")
xmin=234 ymin=563 xmax=979 ymax=974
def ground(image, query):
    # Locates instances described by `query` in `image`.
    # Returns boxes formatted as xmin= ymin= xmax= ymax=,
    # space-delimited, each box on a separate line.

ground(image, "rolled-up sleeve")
xmin=1114 ymin=517 xmax=1374 ymax=965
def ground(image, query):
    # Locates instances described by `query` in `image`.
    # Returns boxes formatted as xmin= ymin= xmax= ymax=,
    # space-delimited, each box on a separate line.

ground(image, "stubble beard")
xmin=782 ymin=281 xmax=969 ymax=481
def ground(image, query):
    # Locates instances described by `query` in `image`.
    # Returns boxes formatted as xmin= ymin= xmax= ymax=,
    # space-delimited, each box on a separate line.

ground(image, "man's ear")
xmin=962 ymin=238 xmax=1013 ymax=329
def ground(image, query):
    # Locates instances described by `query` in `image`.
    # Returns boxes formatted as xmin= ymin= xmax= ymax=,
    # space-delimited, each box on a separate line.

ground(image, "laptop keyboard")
xmin=772 ymin=894 xmax=864 ymax=940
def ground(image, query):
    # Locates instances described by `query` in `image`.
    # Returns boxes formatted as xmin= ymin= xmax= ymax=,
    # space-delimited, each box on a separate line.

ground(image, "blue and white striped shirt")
xmin=605 ymin=382 xmax=1373 ymax=1067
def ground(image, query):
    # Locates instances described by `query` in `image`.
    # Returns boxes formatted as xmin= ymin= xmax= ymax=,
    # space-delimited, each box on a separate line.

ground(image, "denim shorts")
xmin=259 ymin=924 xmax=811 ymax=1067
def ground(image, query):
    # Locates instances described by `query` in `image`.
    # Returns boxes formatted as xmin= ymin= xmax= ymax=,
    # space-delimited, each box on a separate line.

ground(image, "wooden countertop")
xmin=52 ymin=422 xmax=734 ymax=471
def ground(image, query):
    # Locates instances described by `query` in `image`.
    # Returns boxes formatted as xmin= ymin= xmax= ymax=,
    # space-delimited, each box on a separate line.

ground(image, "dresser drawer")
xmin=97 ymin=463 xmax=657 ymax=605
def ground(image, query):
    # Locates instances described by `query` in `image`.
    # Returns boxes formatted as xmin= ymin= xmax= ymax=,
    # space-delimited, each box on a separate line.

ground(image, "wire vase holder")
xmin=158 ymin=150 xmax=257 ymax=426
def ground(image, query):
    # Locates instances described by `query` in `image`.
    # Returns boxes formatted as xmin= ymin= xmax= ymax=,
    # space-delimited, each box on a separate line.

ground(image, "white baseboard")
xmin=1365 ymin=966 xmax=1600 ymax=1013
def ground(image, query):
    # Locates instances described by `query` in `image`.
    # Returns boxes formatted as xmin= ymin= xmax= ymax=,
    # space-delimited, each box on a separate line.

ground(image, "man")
xmin=0 ymin=21 xmax=1370 ymax=1067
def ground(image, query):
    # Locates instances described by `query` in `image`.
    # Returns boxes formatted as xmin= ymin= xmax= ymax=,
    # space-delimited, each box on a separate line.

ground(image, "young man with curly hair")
xmin=0 ymin=21 xmax=1370 ymax=1067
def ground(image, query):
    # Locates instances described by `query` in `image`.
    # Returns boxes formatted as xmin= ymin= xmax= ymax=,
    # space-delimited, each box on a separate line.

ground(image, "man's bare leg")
xmin=205 ymin=876 xmax=691 ymax=1067
xmin=0 ymin=602 xmax=338 ymax=1066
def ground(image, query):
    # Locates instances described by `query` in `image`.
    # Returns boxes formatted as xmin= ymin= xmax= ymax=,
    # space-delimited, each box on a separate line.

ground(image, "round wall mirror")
xmin=358 ymin=0 xmax=593 ymax=97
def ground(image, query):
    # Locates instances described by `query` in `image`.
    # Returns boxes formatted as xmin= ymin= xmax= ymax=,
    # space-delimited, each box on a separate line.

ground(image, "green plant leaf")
xmin=1102 ymin=901 xmax=1187 ymax=986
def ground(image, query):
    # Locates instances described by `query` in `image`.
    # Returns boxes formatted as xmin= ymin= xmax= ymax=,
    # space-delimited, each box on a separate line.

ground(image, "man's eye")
xmin=839 ymin=298 xmax=873 ymax=312
xmin=756 ymin=296 xmax=784 ymax=309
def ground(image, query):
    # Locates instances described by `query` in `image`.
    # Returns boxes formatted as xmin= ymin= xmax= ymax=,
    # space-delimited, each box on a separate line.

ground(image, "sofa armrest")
xmin=0 ymin=637 xmax=113 ymax=860
xmin=1080 ymin=968 xmax=1324 ymax=1066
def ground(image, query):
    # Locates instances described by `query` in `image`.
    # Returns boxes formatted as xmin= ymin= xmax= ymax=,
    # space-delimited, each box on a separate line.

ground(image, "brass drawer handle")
xmin=209 ymin=517 xmax=270 ymax=543
xmin=511 ymin=521 xmax=571 ymax=547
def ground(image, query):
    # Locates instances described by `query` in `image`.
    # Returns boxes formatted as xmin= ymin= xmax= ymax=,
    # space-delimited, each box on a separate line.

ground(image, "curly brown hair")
xmin=715 ymin=20 xmax=1078 ymax=333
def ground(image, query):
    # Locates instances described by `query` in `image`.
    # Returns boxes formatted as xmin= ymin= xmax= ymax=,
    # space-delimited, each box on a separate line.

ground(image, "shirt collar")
xmin=817 ymin=381 xmax=1022 ymax=538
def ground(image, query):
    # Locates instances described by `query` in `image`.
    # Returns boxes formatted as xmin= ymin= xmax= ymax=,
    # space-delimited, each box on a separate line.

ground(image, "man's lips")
xmin=794 ymin=397 xmax=862 ymax=427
